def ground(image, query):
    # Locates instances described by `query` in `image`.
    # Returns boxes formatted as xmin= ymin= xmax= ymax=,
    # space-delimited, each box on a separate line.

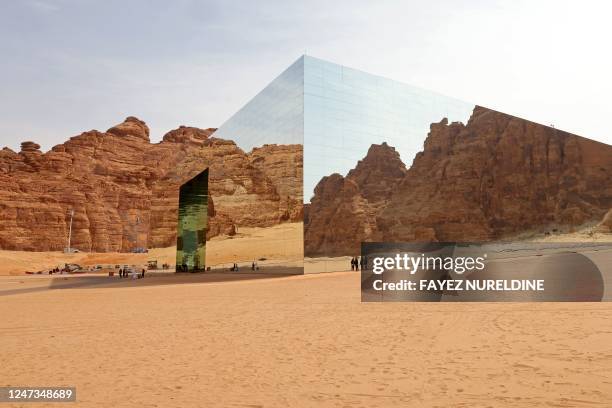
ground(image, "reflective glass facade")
xmin=176 ymin=169 xmax=208 ymax=272
xmin=303 ymin=55 xmax=475 ymax=202
xmin=214 ymin=56 xmax=304 ymax=152
xmin=207 ymin=58 xmax=305 ymax=273
xmin=215 ymin=56 xmax=474 ymax=202
xmin=210 ymin=55 xmax=611 ymax=274
xmin=209 ymin=55 xmax=479 ymax=271
xmin=299 ymin=56 xmax=477 ymax=269
xmin=217 ymin=55 xmax=475 ymax=203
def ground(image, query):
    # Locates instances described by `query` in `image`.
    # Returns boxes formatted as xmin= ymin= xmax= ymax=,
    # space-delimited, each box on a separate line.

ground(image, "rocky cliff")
xmin=0 ymin=118 xmax=303 ymax=252
xmin=304 ymin=143 xmax=407 ymax=256
xmin=305 ymin=106 xmax=612 ymax=256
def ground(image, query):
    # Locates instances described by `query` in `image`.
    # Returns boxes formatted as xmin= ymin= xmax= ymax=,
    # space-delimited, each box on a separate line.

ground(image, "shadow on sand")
xmin=0 ymin=266 xmax=302 ymax=297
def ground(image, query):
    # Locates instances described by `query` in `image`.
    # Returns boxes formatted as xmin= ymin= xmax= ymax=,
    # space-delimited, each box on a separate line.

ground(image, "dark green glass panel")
xmin=176 ymin=169 xmax=208 ymax=272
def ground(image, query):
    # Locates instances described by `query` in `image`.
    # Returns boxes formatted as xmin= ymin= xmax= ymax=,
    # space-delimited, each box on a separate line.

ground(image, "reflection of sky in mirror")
xmin=214 ymin=55 xmax=475 ymax=203
xmin=304 ymin=56 xmax=474 ymax=203
xmin=214 ymin=57 xmax=304 ymax=151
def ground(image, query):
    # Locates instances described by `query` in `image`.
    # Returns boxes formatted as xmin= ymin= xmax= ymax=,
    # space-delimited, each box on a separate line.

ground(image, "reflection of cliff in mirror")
xmin=302 ymin=56 xmax=612 ymax=272
xmin=176 ymin=169 xmax=208 ymax=272
xmin=212 ymin=55 xmax=304 ymax=274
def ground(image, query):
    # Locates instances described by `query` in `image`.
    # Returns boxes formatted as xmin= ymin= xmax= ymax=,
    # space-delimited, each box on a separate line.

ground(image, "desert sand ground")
xmin=2 ymin=266 xmax=612 ymax=407
xmin=1 ymin=223 xmax=608 ymax=276
xmin=305 ymin=232 xmax=612 ymax=274
xmin=2 ymin=227 xmax=612 ymax=406
xmin=0 ymin=223 xmax=303 ymax=275
xmin=522 ymin=224 xmax=612 ymax=243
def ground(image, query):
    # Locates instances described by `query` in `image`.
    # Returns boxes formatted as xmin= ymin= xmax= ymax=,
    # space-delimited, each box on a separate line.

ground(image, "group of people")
xmin=350 ymin=256 xmax=368 ymax=271
xmin=229 ymin=261 xmax=260 ymax=272
xmin=117 ymin=268 xmax=146 ymax=279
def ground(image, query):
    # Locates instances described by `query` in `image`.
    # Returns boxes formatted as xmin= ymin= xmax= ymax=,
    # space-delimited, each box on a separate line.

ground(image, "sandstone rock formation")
xmin=20 ymin=142 xmax=42 ymax=152
xmin=304 ymin=143 xmax=407 ymax=256
xmin=249 ymin=144 xmax=304 ymax=222
xmin=380 ymin=107 xmax=612 ymax=242
xmin=305 ymin=106 xmax=612 ymax=256
xmin=0 ymin=117 xmax=303 ymax=252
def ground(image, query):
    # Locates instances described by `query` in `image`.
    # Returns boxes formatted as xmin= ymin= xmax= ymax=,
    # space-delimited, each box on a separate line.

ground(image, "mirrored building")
xmin=216 ymin=55 xmax=474 ymax=204
xmin=186 ymin=54 xmax=611 ymax=273
xmin=210 ymin=55 xmax=478 ymax=271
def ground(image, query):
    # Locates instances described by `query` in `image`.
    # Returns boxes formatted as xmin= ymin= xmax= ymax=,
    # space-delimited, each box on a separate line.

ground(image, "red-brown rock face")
xmin=304 ymin=143 xmax=407 ymax=256
xmin=0 ymin=117 xmax=303 ymax=252
xmin=305 ymin=106 xmax=612 ymax=256
xmin=380 ymin=106 xmax=612 ymax=241
xmin=249 ymin=144 xmax=304 ymax=222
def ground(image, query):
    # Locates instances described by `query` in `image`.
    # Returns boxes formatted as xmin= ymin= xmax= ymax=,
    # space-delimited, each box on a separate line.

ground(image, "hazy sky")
xmin=1 ymin=0 xmax=611 ymax=152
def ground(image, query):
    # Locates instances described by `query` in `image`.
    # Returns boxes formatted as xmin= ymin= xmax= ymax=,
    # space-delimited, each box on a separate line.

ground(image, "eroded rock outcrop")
xmin=304 ymin=143 xmax=407 ymax=256
xmin=305 ymin=106 xmax=612 ymax=256
xmin=249 ymin=144 xmax=304 ymax=222
xmin=0 ymin=117 xmax=303 ymax=252
xmin=161 ymin=126 xmax=216 ymax=145
xmin=380 ymin=106 xmax=612 ymax=242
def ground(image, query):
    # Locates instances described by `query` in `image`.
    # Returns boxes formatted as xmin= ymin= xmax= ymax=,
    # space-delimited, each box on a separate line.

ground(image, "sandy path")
xmin=1 ymin=272 xmax=612 ymax=407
